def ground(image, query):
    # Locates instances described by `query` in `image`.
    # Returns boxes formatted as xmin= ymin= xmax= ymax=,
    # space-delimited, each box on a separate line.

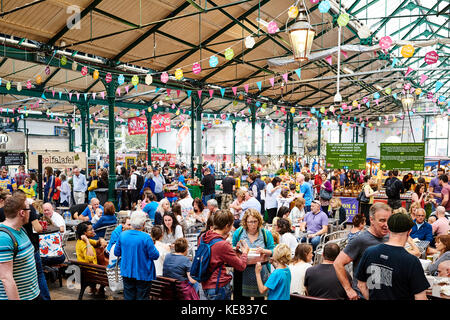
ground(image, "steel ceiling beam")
xmin=163 ymin=0 xmax=270 ymax=71
xmin=47 ymin=0 xmax=104 ymax=46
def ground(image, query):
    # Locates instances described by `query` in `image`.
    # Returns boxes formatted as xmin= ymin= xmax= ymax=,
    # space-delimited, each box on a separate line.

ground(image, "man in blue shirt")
xmin=78 ymin=198 xmax=104 ymax=221
xmin=151 ymin=168 xmax=166 ymax=201
xmin=410 ymin=208 xmax=433 ymax=242
xmin=106 ymin=217 xmax=131 ymax=254
xmin=298 ymin=173 xmax=313 ymax=212
xmin=143 ymin=193 xmax=159 ymax=223
xmin=294 ymin=157 xmax=301 ymax=174
xmin=178 ymin=169 xmax=189 ymax=192
xmin=72 ymin=167 xmax=87 ymax=204
xmin=231 ymin=189 xmax=261 ymax=215
xmin=0 ymin=167 xmax=17 ymax=193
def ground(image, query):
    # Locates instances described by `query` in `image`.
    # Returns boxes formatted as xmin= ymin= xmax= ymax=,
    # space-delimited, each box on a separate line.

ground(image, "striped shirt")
xmin=0 ymin=224 xmax=40 ymax=300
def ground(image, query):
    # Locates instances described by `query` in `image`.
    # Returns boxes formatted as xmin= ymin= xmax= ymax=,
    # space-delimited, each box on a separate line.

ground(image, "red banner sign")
xmin=128 ymin=116 xmax=147 ymax=135
xmin=128 ymin=114 xmax=171 ymax=135
xmin=152 ymin=114 xmax=171 ymax=133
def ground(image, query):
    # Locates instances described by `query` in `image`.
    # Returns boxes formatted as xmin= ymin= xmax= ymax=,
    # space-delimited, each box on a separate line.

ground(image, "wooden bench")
xmin=69 ymin=260 xmax=109 ymax=300
xmin=149 ymin=276 xmax=184 ymax=300
xmin=43 ymin=263 xmax=68 ymax=287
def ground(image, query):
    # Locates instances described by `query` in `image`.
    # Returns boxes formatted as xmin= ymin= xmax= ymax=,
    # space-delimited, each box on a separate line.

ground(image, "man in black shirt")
xmin=356 ymin=213 xmax=429 ymax=300
xmin=384 ymin=170 xmax=404 ymax=210
xmin=221 ymin=170 xmax=236 ymax=210
xmin=201 ymin=167 xmax=216 ymax=205
xmin=304 ymin=243 xmax=349 ymax=300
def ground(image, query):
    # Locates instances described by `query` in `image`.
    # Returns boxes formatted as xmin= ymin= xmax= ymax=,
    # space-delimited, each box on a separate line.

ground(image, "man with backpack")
xmin=129 ymin=165 xmax=144 ymax=207
xmin=384 ymin=170 xmax=404 ymax=210
xmin=0 ymin=192 xmax=41 ymax=300
xmin=191 ymin=209 xmax=249 ymax=300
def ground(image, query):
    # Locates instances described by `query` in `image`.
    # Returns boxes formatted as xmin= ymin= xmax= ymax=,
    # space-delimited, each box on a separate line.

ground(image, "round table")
xmin=38 ymin=225 xmax=61 ymax=235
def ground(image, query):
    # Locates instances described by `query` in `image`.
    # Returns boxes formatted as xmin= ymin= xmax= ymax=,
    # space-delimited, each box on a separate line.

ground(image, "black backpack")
xmin=135 ymin=173 xmax=145 ymax=191
xmin=385 ymin=178 xmax=398 ymax=198
xmin=0 ymin=226 xmax=19 ymax=259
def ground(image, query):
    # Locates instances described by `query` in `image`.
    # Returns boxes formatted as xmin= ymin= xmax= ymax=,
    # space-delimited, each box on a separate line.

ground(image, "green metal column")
xmin=339 ymin=124 xmax=342 ymax=143
xmin=362 ymin=127 xmax=367 ymax=143
xmin=284 ymin=112 xmax=289 ymax=155
xmin=68 ymin=121 xmax=73 ymax=152
xmin=289 ymin=113 xmax=294 ymax=155
xmin=250 ymin=104 xmax=256 ymax=155
xmin=232 ymin=120 xmax=236 ymax=164
xmin=86 ymin=103 xmax=91 ymax=157
xmin=79 ymin=105 xmax=87 ymax=153
xmin=195 ymin=96 xmax=203 ymax=179
xmin=317 ymin=116 xmax=322 ymax=157
xmin=146 ymin=110 xmax=152 ymax=165
xmin=105 ymin=79 xmax=117 ymax=203
xmin=261 ymin=122 xmax=265 ymax=155
xmin=190 ymin=97 xmax=195 ymax=176
xmin=355 ymin=126 xmax=359 ymax=143
xmin=13 ymin=118 xmax=18 ymax=132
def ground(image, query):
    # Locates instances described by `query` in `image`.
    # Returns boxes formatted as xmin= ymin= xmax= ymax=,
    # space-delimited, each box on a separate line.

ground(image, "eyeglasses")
xmin=247 ymin=220 xmax=259 ymax=224
xmin=22 ymin=208 xmax=31 ymax=211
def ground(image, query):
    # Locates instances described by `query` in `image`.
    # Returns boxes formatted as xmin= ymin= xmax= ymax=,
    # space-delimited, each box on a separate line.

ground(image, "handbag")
xmin=106 ymin=244 xmax=123 ymax=292
xmin=357 ymin=184 xmax=370 ymax=204
xmin=88 ymin=179 xmax=98 ymax=191
xmin=319 ymin=188 xmax=333 ymax=201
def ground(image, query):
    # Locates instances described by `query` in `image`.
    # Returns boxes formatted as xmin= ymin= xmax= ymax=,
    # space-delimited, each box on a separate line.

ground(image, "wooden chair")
xmin=290 ymin=293 xmax=336 ymax=301
xmin=149 ymin=276 xmax=184 ymax=300
xmin=69 ymin=260 xmax=109 ymax=300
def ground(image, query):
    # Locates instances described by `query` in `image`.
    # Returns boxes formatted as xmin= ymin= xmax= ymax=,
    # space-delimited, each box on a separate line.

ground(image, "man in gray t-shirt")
xmin=333 ymin=202 xmax=392 ymax=300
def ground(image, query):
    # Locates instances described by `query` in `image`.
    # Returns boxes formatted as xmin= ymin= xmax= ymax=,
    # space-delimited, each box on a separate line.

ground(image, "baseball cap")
xmin=312 ymin=200 xmax=321 ymax=205
xmin=387 ymin=213 xmax=414 ymax=233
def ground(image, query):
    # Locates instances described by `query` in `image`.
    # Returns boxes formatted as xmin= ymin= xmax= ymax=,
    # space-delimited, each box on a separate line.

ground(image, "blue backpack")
xmin=190 ymin=235 xmax=224 ymax=286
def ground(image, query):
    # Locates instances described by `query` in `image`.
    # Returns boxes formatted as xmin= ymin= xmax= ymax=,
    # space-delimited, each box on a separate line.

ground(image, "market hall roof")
xmin=0 ymin=0 xmax=449 ymax=128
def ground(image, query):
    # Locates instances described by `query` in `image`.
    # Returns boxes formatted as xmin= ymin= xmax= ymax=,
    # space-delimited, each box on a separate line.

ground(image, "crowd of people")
xmin=0 ymin=159 xmax=449 ymax=301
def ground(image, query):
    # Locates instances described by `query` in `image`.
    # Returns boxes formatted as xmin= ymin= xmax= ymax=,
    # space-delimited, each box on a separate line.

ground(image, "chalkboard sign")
xmin=87 ymin=158 xmax=97 ymax=172
xmin=0 ymin=152 xmax=25 ymax=166
xmin=125 ymin=157 xmax=136 ymax=169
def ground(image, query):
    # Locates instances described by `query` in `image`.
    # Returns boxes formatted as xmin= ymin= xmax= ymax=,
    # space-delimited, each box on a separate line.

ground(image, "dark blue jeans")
xmin=300 ymin=235 xmax=321 ymax=251
xmin=202 ymin=193 xmax=215 ymax=206
xmin=34 ymin=250 xmax=51 ymax=300
xmin=203 ymin=282 xmax=232 ymax=300
xmin=123 ymin=277 xmax=151 ymax=300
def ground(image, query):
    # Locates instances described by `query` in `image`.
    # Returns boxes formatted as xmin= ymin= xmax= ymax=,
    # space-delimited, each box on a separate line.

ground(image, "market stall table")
xmin=188 ymin=185 xmax=202 ymax=199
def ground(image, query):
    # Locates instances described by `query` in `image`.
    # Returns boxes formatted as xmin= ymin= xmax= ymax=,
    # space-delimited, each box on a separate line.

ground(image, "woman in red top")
xmin=411 ymin=183 xmax=427 ymax=209
xmin=52 ymin=169 xmax=61 ymax=206
xmin=313 ymin=171 xmax=323 ymax=195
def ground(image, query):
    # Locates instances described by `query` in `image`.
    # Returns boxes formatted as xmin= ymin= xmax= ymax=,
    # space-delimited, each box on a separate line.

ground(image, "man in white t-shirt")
xmin=177 ymin=190 xmax=193 ymax=218
xmin=43 ymin=202 xmax=66 ymax=233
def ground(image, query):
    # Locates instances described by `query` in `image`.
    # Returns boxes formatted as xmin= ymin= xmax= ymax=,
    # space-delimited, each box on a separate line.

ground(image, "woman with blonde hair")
xmin=232 ymin=208 xmax=275 ymax=300
xmin=289 ymin=197 xmax=305 ymax=225
xmin=329 ymin=197 xmax=347 ymax=225
xmin=409 ymin=202 xmax=421 ymax=221
xmin=255 ymin=244 xmax=292 ymax=300
xmin=155 ymin=198 xmax=171 ymax=226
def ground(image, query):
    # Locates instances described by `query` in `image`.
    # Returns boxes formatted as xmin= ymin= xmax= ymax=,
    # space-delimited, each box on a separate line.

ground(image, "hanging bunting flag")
xmin=26 ymin=80 xmax=32 ymax=89
xmin=379 ymin=36 xmax=392 ymax=49
xmin=100 ymin=91 xmax=105 ymax=99
xmin=391 ymin=57 xmax=398 ymax=68
xmin=155 ymin=87 xmax=160 ymax=93
xmin=341 ymin=50 xmax=348 ymax=59
xmin=118 ymin=74 xmax=125 ymax=85
xmin=41 ymin=92 xmax=46 ymax=99
xmin=69 ymin=92 xmax=73 ymax=100
xmin=209 ymin=56 xmax=219 ymax=68
xmin=267 ymin=21 xmax=279 ymax=34
xmin=424 ymin=51 xmax=439 ymax=65
xmin=192 ymin=62 xmax=202 ymax=75
xmin=232 ymin=87 xmax=237 ymax=95
xmin=84 ymin=93 xmax=88 ymax=100
xmin=269 ymin=77 xmax=275 ymax=87
xmin=224 ymin=48 xmax=234 ymax=60
xmin=58 ymin=91 xmax=62 ymax=99
xmin=209 ymin=89 xmax=214 ymax=98
xmin=256 ymin=81 xmax=262 ymax=91
xmin=176 ymin=90 xmax=180 ymax=98
xmin=420 ymin=74 xmax=428 ymax=85
xmin=186 ymin=90 xmax=192 ymax=98
xmin=318 ymin=0 xmax=331 ymax=13
xmin=401 ymin=44 xmax=415 ymax=58
xmin=220 ymin=88 xmax=225 ymax=97
xmin=76 ymin=92 xmax=80 ymax=100
xmin=295 ymin=68 xmax=301 ymax=79
xmin=161 ymin=72 xmax=169 ymax=83
xmin=116 ymin=88 xmax=121 ymax=96
xmin=244 ymin=84 xmax=249 ymax=93
xmin=282 ymin=73 xmax=288 ymax=83
xmin=125 ymin=86 xmax=129 ymax=94
xmin=166 ymin=89 xmax=171 ymax=96
xmin=92 ymin=92 xmax=96 ymax=100
xmin=105 ymin=73 xmax=112 ymax=83
xmin=435 ymin=81 xmax=444 ymax=92
xmin=405 ymin=67 xmax=414 ymax=77
xmin=325 ymin=55 xmax=332 ymax=65
xmin=52 ymin=89 xmax=55 ymax=97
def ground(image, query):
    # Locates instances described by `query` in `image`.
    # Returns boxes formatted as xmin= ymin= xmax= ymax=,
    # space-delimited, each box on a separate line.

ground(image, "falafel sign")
xmin=326 ymin=143 xmax=366 ymax=170
xmin=380 ymin=143 xmax=424 ymax=171
xmin=28 ymin=152 xmax=86 ymax=169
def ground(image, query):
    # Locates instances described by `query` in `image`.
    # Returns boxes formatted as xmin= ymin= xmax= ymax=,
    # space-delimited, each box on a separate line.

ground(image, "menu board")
xmin=380 ymin=143 xmax=425 ymax=171
xmin=0 ymin=152 xmax=25 ymax=166
xmin=326 ymin=143 xmax=367 ymax=170
xmin=125 ymin=157 xmax=136 ymax=170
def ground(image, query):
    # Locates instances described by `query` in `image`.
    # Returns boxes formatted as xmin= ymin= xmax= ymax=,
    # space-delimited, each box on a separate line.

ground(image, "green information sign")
xmin=326 ymin=143 xmax=367 ymax=170
xmin=380 ymin=143 xmax=425 ymax=171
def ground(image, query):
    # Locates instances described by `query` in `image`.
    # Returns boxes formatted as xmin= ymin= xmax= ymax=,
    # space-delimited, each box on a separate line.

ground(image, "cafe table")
xmin=232 ymin=250 xmax=270 ymax=300
xmin=426 ymin=276 xmax=450 ymax=300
